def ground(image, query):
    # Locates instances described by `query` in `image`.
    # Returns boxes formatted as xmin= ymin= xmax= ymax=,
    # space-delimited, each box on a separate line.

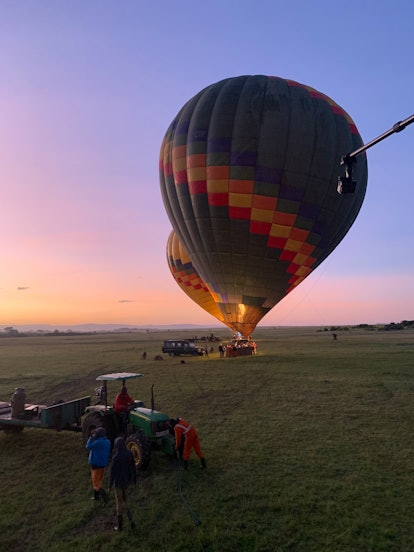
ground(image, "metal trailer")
xmin=0 ymin=396 xmax=91 ymax=434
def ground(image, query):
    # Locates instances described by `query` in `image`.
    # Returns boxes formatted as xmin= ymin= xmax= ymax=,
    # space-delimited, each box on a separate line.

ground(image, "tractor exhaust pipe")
xmin=151 ymin=384 xmax=155 ymax=411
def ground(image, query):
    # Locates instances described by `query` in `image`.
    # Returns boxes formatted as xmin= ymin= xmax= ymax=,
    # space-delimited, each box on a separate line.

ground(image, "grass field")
xmin=0 ymin=326 xmax=413 ymax=552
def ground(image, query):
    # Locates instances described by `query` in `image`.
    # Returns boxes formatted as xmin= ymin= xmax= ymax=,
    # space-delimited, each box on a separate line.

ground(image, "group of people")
xmin=86 ymin=427 xmax=136 ymax=531
xmin=86 ymin=384 xmax=206 ymax=532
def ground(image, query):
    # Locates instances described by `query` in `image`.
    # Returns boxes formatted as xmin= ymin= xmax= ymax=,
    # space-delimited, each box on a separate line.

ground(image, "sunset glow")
xmin=1 ymin=3 xmax=413 ymax=329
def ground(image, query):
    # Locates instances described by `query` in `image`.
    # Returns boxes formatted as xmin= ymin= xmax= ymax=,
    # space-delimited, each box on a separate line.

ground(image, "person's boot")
xmin=114 ymin=515 xmax=123 ymax=531
xmin=127 ymin=509 xmax=136 ymax=529
xmin=99 ymin=488 xmax=109 ymax=505
xmin=182 ymin=460 xmax=188 ymax=471
xmin=91 ymin=490 xmax=100 ymax=501
xmin=200 ymin=457 xmax=207 ymax=469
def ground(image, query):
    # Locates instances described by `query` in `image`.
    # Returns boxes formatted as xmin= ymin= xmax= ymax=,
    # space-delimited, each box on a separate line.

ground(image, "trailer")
xmin=0 ymin=394 xmax=91 ymax=434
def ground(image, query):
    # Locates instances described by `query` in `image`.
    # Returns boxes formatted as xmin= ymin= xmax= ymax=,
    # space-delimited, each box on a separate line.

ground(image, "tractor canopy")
xmin=96 ymin=372 xmax=143 ymax=381
xmin=94 ymin=373 xmax=144 ymax=410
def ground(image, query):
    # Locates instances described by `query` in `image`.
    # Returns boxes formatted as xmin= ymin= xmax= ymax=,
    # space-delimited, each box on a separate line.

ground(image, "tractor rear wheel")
xmin=126 ymin=432 xmax=151 ymax=470
xmin=82 ymin=412 xmax=115 ymax=444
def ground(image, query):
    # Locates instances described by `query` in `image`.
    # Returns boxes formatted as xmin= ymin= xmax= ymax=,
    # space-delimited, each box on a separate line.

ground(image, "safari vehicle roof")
xmin=96 ymin=372 xmax=143 ymax=381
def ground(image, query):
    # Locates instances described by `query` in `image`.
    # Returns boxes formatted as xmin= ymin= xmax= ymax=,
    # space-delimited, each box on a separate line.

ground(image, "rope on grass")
xmin=175 ymin=458 xmax=202 ymax=526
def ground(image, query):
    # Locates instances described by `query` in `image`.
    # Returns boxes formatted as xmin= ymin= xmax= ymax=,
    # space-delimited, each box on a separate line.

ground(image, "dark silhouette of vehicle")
xmin=162 ymin=339 xmax=204 ymax=356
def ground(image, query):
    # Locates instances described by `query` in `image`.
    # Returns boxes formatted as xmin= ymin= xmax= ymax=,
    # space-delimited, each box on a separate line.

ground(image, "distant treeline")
xmin=0 ymin=327 xmax=99 ymax=337
xmin=318 ymin=321 xmax=414 ymax=333
xmin=1 ymin=321 xmax=414 ymax=338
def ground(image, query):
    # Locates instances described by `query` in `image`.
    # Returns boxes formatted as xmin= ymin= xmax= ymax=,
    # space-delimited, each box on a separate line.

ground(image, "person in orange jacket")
xmin=168 ymin=417 xmax=207 ymax=470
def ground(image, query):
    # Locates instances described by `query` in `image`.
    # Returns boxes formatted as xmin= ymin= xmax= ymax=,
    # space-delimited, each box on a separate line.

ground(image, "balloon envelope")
xmin=166 ymin=230 xmax=229 ymax=328
xmin=160 ymin=75 xmax=367 ymax=336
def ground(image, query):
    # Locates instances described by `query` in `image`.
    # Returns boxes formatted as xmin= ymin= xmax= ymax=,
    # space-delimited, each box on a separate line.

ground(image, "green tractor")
xmin=81 ymin=372 xmax=175 ymax=470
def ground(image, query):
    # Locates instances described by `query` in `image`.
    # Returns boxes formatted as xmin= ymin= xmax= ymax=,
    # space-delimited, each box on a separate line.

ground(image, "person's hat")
xmin=94 ymin=427 xmax=107 ymax=438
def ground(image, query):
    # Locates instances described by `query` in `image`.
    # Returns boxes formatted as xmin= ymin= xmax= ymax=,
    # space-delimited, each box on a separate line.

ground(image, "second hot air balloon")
xmin=166 ymin=229 xmax=228 ymax=328
xmin=160 ymin=75 xmax=367 ymax=336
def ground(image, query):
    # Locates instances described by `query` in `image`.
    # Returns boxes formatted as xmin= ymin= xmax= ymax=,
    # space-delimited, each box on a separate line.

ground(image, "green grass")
xmin=0 ymin=327 xmax=413 ymax=551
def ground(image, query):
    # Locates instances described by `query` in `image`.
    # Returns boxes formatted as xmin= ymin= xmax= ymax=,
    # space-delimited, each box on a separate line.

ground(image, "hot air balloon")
xmin=166 ymin=229 xmax=229 ymax=328
xmin=159 ymin=75 xmax=367 ymax=336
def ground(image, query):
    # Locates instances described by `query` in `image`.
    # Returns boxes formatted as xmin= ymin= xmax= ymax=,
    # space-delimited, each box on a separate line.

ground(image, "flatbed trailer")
xmin=0 ymin=396 xmax=91 ymax=433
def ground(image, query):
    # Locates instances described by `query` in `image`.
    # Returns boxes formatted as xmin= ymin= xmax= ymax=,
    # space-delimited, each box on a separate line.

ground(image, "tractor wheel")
xmin=82 ymin=412 xmax=115 ymax=444
xmin=126 ymin=432 xmax=151 ymax=470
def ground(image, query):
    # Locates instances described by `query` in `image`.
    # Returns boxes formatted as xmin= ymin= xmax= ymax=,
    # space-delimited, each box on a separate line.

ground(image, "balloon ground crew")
xmin=168 ymin=418 xmax=206 ymax=470
xmin=85 ymin=426 xmax=111 ymax=504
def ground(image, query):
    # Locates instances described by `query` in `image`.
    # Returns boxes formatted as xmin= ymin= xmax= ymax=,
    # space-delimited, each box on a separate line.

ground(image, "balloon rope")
xmin=176 ymin=459 xmax=202 ymax=526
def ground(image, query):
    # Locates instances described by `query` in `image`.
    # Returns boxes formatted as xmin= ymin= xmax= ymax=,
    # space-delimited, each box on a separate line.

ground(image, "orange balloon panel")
xmin=166 ymin=230 xmax=230 ymax=328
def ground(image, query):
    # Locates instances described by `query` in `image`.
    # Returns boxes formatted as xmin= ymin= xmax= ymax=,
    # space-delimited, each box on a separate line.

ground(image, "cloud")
xmin=118 ymin=299 xmax=133 ymax=303
xmin=17 ymin=287 xmax=30 ymax=291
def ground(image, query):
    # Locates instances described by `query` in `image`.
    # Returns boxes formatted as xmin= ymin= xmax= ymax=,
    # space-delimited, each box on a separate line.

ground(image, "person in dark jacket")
xmin=109 ymin=437 xmax=137 ymax=531
xmin=85 ymin=426 xmax=111 ymax=504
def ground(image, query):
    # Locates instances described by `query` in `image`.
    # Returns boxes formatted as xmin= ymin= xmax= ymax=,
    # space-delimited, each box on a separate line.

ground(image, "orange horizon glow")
xmin=2 ymin=272 xmax=412 ymax=328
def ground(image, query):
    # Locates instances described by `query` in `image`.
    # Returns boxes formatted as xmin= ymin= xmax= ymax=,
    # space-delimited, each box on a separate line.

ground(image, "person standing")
xmin=168 ymin=417 xmax=207 ymax=470
xmin=85 ymin=427 xmax=111 ymax=504
xmin=109 ymin=437 xmax=137 ymax=531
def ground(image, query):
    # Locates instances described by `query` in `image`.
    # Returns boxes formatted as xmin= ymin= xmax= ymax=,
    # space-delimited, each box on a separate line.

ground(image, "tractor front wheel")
xmin=126 ymin=432 xmax=151 ymax=470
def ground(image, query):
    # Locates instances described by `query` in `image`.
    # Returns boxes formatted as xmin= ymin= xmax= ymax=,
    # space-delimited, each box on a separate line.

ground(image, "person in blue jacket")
xmin=86 ymin=426 xmax=111 ymax=504
xmin=109 ymin=436 xmax=137 ymax=531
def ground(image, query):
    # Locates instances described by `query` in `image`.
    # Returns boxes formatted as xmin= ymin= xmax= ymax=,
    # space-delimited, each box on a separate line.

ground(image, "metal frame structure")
xmin=338 ymin=114 xmax=414 ymax=194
